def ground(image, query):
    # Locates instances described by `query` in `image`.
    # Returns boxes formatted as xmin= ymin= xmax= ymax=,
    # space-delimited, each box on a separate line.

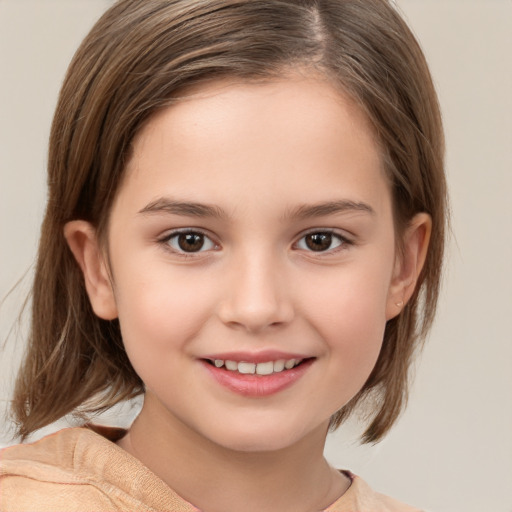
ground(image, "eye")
xmin=296 ymin=231 xmax=346 ymax=252
xmin=164 ymin=231 xmax=217 ymax=253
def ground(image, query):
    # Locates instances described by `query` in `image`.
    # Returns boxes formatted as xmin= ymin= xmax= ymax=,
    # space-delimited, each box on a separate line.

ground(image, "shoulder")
xmin=0 ymin=426 xmax=197 ymax=512
xmin=325 ymin=471 xmax=424 ymax=512
xmin=0 ymin=427 xmax=124 ymax=511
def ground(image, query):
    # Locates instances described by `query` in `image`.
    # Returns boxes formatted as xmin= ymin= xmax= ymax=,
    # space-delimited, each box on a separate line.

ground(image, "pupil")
xmin=306 ymin=233 xmax=332 ymax=251
xmin=178 ymin=233 xmax=204 ymax=252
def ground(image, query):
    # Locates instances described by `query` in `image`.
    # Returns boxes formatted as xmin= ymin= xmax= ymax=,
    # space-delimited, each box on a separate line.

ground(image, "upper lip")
xmin=201 ymin=350 xmax=312 ymax=364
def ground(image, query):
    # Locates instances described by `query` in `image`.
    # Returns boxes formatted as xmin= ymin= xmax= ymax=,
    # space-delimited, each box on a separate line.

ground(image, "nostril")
xmin=217 ymin=301 xmax=294 ymax=333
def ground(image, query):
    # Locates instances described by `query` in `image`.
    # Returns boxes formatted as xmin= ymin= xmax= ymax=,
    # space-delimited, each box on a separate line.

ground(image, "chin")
xmin=216 ymin=434 xmax=299 ymax=453
xmin=202 ymin=419 xmax=325 ymax=454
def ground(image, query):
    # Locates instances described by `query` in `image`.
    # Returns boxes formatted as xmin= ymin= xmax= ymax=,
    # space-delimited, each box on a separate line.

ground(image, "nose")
xmin=216 ymin=251 xmax=295 ymax=333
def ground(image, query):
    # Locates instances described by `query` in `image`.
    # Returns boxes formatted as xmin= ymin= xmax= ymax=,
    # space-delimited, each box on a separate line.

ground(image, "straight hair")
xmin=12 ymin=0 xmax=446 ymax=443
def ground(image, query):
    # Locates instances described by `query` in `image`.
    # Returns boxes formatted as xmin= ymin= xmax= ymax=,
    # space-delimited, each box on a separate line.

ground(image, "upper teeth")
xmin=213 ymin=359 xmax=301 ymax=375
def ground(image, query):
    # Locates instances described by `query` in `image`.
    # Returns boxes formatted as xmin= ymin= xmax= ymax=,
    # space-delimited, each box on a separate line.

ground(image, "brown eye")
xmin=178 ymin=233 xmax=204 ymax=252
xmin=166 ymin=231 xmax=216 ymax=253
xmin=305 ymin=233 xmax=332 ymax=251
xmin=297 ymin=232 xmax=345 ymax=252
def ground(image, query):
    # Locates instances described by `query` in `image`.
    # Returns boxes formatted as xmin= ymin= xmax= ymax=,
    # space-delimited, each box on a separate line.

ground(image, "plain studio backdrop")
xmin=0 ymin=1 xmax=510 ymax=511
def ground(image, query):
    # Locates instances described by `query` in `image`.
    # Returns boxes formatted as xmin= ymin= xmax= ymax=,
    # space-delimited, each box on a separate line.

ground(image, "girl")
xmin=0 ymin=1 xmax=446 ymax=511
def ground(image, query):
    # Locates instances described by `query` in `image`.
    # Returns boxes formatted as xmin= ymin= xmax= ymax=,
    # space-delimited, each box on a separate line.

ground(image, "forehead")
xmin=117 ymin=75 xmax=389 ymax=218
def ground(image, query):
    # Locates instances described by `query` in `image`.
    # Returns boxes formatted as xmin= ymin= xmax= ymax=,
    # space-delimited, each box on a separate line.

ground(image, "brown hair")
xmin=12 ymin=0 xmax=446 ymax=443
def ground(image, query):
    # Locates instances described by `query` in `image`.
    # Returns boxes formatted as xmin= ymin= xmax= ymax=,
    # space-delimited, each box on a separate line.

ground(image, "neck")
xmin=117 ymin=392 xmax=350 ymax=512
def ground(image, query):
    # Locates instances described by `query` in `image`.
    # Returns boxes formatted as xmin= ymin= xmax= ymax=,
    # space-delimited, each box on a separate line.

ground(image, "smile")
xmin=210 ymin=358 xmax=303 ymax=376
xmin=202 ymin=356 xmax=314 ymax=397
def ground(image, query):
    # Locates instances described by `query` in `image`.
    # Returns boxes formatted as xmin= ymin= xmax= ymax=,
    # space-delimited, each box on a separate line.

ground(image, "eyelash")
xmin=158 ymin=228 xmax=353 ymax=257
xmin=294 ymin=229 xmax=353 ymax=254
xmin=158 ymin=229 xmax=219 ymax=258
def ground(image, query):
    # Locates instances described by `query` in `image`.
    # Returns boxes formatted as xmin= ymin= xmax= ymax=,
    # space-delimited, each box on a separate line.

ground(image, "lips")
xmin=201 ymin=352 xmax=314 ymax=397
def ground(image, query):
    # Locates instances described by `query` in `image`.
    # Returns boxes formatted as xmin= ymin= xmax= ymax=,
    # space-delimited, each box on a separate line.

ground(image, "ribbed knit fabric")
xmin=0 ymin=426 xmax=421 ymax=512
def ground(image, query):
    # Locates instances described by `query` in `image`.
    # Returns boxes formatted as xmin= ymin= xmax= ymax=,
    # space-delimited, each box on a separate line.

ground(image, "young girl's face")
xmin=70 ymin=75 xmax=427 ymax=452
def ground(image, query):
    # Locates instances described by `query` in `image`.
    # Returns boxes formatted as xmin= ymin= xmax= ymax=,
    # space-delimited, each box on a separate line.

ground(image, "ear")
xmin=386 ymin=213 xmax=432 ymax=320
xmin=64 ymin=220 xmax=118 ymax=320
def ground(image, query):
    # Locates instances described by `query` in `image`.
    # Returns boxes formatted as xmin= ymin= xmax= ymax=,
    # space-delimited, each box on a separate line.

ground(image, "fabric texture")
xmin=0 ymin=426 xmax=421 ymax=512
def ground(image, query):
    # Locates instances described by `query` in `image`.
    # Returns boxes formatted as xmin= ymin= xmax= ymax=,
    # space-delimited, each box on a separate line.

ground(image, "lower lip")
xmin=202 ymin=359 xmax=314 ymax=397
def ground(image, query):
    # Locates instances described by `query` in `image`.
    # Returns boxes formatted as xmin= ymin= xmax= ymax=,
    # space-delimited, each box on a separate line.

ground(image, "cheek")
xmin=324 ymin=295 xmax=386 ymax=376
xmin=302 ymin=261 xmax=392 ymax=383
xmin=305 ymin=258 xmax=391 ymax=331
xmin=112 ymin=263 xmax=217 ymax=366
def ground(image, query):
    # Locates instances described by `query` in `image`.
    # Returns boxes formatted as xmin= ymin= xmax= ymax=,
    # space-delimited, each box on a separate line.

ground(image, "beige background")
xmin=0 ymin=1 xmax=511 ymax=511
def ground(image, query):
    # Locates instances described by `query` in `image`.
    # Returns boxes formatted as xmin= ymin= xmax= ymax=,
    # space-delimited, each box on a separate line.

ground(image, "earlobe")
xmin=386 ymin=213 xmax=432 ymax=320
xmin=64 ymin=220 xmax=118 ymax=320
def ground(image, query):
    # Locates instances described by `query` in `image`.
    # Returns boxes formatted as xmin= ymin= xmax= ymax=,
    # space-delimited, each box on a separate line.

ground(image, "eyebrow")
xmin=138 ymin=198 xmax=227 ymax=219
xmin=138 ymin=197 xmax=375 ymax=220
xmin=283 ymin=200 xmax=375 ymax=220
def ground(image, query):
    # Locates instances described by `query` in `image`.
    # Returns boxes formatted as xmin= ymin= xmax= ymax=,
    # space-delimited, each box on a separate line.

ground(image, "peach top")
xmin=0 ymin=426 xmax=421 ymax=511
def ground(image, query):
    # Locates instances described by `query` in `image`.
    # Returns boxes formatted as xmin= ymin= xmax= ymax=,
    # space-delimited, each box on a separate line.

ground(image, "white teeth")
xmin=238 ymin=362 xmax=256 ymax=374
xmin=212 ymin=358 xmax=302 ymax=375
xmin=225 ymin=360 xmax=238 ymax=371
xmin=256 ymin=361 xmax=274 ymax=375
xmin=284 ymin=359 xmax=296 ymax=370
xmin=273 ymin=360 xmax=286 ymax=373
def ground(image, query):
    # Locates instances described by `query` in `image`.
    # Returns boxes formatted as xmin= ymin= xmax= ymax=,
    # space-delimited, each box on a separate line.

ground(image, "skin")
xmin=65 ymin=75 xmax=431 ymax=512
